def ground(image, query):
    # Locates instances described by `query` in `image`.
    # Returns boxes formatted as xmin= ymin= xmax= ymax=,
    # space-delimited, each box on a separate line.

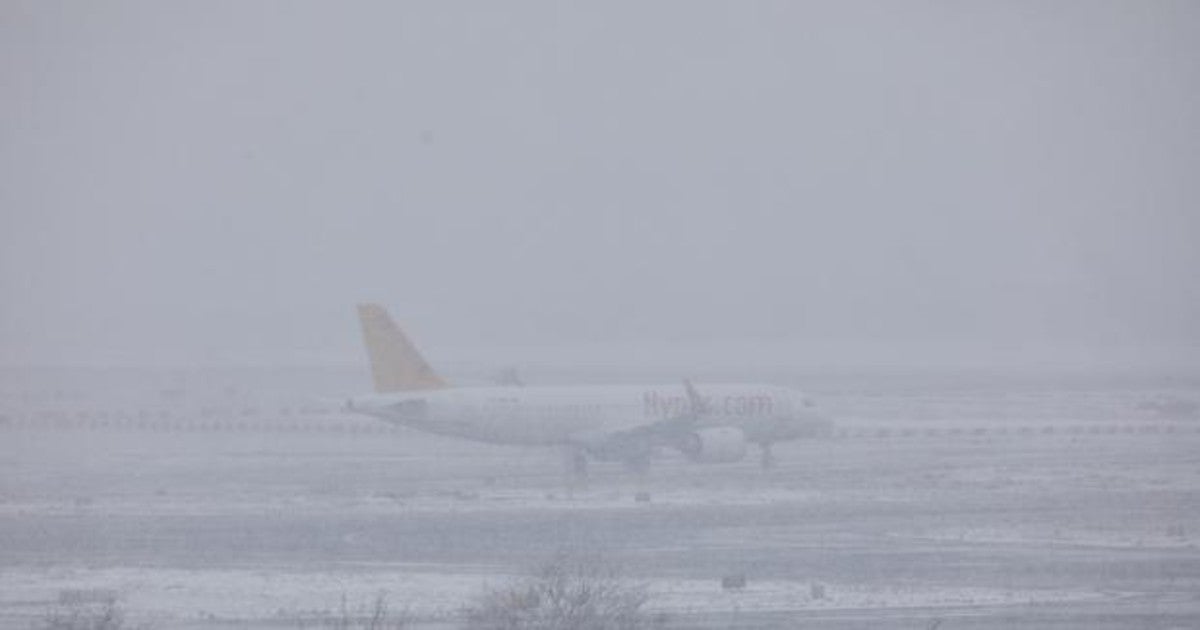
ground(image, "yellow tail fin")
xmin=356 ymin=304 xmax=448 ymax=392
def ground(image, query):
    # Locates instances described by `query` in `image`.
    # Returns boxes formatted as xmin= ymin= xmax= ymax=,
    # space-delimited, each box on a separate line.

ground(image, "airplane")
xmin=345 ymin=304 xmax=833 ymax=476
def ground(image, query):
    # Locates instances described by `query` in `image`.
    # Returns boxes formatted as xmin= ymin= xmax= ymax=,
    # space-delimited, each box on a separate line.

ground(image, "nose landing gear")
xmin=759 ymin=442 xmax=776 ymax=470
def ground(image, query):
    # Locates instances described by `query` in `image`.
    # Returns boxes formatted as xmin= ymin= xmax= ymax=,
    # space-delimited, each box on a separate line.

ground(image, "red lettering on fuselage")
xmin=723 ymin=394 xmax=774 ymax=416
xmin=642 ymin=391 xmax=774 ymax=418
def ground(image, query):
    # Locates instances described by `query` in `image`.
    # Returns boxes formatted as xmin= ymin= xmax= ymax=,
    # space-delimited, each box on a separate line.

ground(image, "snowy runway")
xmin=3 ymin=373 xmax=1199 ymax=628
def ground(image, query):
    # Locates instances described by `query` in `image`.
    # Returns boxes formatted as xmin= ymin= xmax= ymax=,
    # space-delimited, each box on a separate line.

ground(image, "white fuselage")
xmin=348 ymin=383 xmax=828 ymax=448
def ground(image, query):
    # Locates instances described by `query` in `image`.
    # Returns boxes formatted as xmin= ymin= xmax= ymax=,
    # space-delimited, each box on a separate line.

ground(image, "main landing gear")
xmin=623 ymin=452 xmax=652 ymax=476
xmin=569 ymin=448 xmax=589 ymax=479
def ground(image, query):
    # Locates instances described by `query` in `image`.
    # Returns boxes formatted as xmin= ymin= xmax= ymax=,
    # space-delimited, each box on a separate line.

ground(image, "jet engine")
xmin=679 ymin=427 xmax=748 ymax=463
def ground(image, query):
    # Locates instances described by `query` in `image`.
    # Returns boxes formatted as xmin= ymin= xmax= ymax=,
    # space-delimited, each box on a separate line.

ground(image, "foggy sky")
xmin=2 ymin=1 xmax=1198 ymax=368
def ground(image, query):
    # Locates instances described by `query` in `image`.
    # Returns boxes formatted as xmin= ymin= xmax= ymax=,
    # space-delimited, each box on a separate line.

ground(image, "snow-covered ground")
xmin=0 ymin=565 xmax=1117 ymax=627
xmin=2 ymin=367 xmax=1198 ymax=628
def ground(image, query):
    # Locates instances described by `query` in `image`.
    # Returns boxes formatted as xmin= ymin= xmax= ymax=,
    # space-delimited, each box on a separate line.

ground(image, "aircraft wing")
xmin=570 ymin=380 xmax=705 ymax=461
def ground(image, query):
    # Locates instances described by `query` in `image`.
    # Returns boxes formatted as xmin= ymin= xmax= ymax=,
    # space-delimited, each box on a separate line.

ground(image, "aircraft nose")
xmin=787 ymin=408 xmax=834 ymax=438
xmin=812 ymin=412 xmax=835 ymax=437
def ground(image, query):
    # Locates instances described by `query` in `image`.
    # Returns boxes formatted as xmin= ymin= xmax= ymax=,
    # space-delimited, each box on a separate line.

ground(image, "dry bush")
xmin=35 ymin=601 xmax=136 ymax=630
xmin=297 ymin=592 xmax=409 ymax=630
xmin=463 ymin=555 xmax=650 ymax=630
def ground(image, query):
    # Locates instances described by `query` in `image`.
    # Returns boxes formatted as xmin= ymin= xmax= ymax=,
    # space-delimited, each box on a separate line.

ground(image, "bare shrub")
xmin=463 ymin=555 xmax=650 ymax=630
xmin=297 ymin=592 xmax=409 ymax=630
xmin=36 ymin=601 xmax=137 ymax=630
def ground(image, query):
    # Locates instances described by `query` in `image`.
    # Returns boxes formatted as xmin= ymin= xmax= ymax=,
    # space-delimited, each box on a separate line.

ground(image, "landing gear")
xmin=568 ymin=448 xmax=589 ymax=480
xmin=623 ymin=452 xmax=652 ymax=476
xmin=759 ymin=442 xmax=776 ymax=470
